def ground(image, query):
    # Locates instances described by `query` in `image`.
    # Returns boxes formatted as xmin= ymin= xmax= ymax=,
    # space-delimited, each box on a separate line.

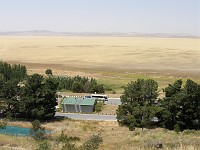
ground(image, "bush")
xmin=112 ymin=90 xmax=116 ymax=94
xmin=129 ymin=123 xmax=135 ymax=131
xmin=0 ymin=119 xmax=8 ymax=129
xmin=95 ymin=102 xmax=104 ymax=113
xmin=174 ymin=124 xmax=181 ymax=133
xmin=30 ymin=120 xmax=46 ymax=140
xmin=56 ymin=131 xmax=80 ymax=150
xmin=45 ymin=69 xmax=52 ymax=76
xmin=81 ymin=134 xmax=103 ymax=150
xmin=36 ymin=141 xmax=51 ymax=150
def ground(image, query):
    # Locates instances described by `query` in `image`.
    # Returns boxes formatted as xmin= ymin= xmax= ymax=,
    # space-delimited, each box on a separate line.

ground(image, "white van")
xmin=91 ymin=94 xmax=108 ymax=101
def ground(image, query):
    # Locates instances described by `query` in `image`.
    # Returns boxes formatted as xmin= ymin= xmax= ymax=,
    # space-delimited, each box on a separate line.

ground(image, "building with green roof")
xmin=62 ymin=97 xmax=96 ymax=113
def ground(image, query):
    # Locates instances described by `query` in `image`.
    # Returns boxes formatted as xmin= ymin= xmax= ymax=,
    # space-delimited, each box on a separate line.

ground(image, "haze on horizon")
xmin=0 ymin=0 xmax=200 ymax=36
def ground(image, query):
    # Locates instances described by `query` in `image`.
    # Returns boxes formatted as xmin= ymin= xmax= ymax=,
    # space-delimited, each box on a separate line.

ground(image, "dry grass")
xmin=0 ymin=36 xmax=199 ymax=72
xmin=0 ymin=119 xmax=199 ymax=150
xmin=0 ymin=36 xmax=199 ymax=71
xmin=100 ymin=105 xmax=118 ymax=115
xmin=0 ymin=36 xmax=200 ymax=93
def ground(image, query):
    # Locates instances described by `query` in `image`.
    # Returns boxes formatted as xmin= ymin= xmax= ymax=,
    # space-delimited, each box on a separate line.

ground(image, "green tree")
xmin=45 ymin=69 xmax=53 ymax=77
xmin=91 ymin=84 xmax=105 ymax=94
xmin=182 ymin=79 xmax=200 ymax=129
xmin=19 ymin=74 xmax=58 ymax=119
xmin=72 ymin=82 xmax=83 ymax=93
xmin=1 ymin=79 xmax=21 ymax=116
xmin=159 ymin=79 xmax=200 ymax=130
xmin=159 ymin=80 xmax=184 ymax=130
xmin=117 ymin=79 xmax=159 ymax=130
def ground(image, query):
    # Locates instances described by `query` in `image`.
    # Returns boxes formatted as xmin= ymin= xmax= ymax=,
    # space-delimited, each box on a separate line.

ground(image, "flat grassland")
xmin=0 ymin=36 xmax=200 ymax=92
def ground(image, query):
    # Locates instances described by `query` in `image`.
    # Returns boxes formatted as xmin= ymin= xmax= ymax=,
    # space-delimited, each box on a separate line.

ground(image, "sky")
xmin=0 ymin=0 xmax=200 ymax=35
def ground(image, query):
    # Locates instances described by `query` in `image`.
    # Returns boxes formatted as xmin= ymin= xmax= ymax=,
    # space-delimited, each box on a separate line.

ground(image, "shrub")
xmin=174 ymin=124 xmax=181 ymax=133
xmin=36 ymin=141 xmax=51 ymax=150
xmin=112 ymin=90 xmax=116 ymax=94
xmin=30 ymin=120 xmax=46 ymax=140
xmin=129 ymin=123 xmax=135 ymax=131
xmin=56 ymin=131 xmax=80 ymax=150
xmin=95 ymin=102 xmax=104 ymax=113
xmin=81 ymin=134 xmax=103 ymax=150
xmin=45 ymin=69 xmax=53 ymax=76
xmin=0 ymin=119 xmax=8 ymax=129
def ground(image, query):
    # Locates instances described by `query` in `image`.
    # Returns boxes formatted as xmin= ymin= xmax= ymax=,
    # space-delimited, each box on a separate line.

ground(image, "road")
xmin=105 ymin=98 xmax=121 ymax=105
xmin=55 ymin=112 xmax=117 ymax=121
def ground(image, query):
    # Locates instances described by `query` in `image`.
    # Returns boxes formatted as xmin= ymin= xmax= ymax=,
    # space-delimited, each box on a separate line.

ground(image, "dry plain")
xmin=0 ymin=36 xmax=200 ymax=92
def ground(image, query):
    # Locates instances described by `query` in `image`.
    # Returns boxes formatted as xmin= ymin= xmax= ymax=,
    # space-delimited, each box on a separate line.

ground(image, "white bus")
xmin=91 ymin=94 xmax=108 ymax=101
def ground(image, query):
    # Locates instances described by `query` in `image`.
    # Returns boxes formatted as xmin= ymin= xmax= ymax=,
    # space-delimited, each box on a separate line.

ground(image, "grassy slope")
xmin=0 ymin=120 xmax=199 ymax=150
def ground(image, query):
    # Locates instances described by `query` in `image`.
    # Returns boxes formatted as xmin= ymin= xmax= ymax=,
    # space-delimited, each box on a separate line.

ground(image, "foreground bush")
xmin=30 ymin=120 xmax=46 ymax=140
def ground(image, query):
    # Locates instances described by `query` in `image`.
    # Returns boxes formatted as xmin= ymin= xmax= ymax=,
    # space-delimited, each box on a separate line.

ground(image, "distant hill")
xmin=0 ymin=30 xmax=199 ymax=38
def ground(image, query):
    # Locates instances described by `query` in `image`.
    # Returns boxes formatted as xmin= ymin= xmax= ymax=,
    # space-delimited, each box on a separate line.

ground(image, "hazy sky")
xmin=0 ymin=0 xmax=199 ymax=35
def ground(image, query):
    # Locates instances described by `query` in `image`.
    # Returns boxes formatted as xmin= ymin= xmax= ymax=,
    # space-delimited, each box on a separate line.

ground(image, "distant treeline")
xmin=55 ymin=76 xmax=104 ymax=93
xmin=0 ymin=61 xmax=27 ymax=82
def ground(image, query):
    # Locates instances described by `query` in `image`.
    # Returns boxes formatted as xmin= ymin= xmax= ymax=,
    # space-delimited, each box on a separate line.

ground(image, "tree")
xmin=72 ymin=82 xmax=83 ymax=93
xmin=19 ymin=74 xmax=58 ymax=119
xmin=159 ymin=80 xmax=184 ymax=130
xmin=45 ymin=69 xmax=53 ymax=77
xmin=91 ymin=84 xmax=105 ymax=94
xmin=1 ymin=79 xmax=21 ymax=116
xmin=159 ymin=79 xmax=200 ymax=130
xmin=182 ymin=79 xmax=200 ymax=129
xmin=117 ymin=79 xmax=159 ymax=130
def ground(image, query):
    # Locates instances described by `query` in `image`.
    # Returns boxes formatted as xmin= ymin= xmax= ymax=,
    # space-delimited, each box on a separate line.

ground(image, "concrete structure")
xmin=62 ymin=97 xmax=96 ymax=113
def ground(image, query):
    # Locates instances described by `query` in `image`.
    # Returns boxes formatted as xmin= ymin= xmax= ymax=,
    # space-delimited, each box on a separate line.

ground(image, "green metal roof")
xmin=62 ymin=98 xmax=77 ymax=105
xmin=79 ymin=98 xmax=96 ymax=105
xmin=62 ymin=97 xmax=96 ymax=106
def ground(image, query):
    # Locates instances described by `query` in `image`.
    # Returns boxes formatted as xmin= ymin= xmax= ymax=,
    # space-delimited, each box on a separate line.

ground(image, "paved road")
xmin=56 ymin=112 xmax=117 ymax=121
xmin=105 ymin=98 xmax=121 ymax=105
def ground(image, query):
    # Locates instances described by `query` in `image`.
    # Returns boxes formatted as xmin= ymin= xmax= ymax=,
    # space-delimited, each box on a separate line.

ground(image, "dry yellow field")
xmin=0 ymin=36 xmax=199 ymax=71
xmin=0 ymin=36 xmax=199 ymax=93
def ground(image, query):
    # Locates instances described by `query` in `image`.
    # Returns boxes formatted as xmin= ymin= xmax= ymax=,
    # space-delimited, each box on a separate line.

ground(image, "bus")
xmin=91 ymin=94 xmax=108 ymax=101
